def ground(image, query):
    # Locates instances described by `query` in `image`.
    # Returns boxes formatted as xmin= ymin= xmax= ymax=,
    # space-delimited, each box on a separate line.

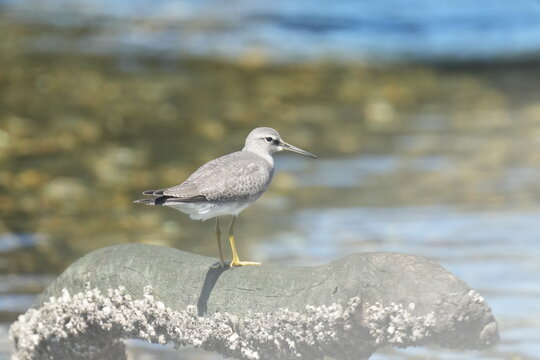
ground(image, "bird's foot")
xmin=229 ymin=259 xmax=262 ymax=267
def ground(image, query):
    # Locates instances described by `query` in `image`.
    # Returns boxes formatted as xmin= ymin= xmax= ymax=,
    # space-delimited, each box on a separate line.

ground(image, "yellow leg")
xmin=215 ymin=217 xmax=225 ymax=267
xmin=228 ymin=216 xmax=261 ymax=267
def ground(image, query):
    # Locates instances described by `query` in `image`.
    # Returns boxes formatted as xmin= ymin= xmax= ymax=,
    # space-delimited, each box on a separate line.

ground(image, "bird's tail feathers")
xmin=133 ymin=198 xmax=156 ymax=205
xmin=141 ymin=189 xmax=165 ymax=195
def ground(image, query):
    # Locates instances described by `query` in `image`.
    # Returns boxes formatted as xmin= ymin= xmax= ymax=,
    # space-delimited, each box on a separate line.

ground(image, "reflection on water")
xmin=0 ymin=233 xmax=44 ymax=253
xmin=1 ymin=6 xmax=540 ymax=360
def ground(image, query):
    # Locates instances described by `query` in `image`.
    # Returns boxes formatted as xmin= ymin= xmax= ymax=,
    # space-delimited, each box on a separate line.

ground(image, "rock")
xmin=10 ymin=244 xmax=499 ymax=360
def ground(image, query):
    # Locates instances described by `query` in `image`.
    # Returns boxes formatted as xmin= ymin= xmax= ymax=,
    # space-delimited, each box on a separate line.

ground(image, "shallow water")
xmin=1 ymin=3 xmax=540 ymax=359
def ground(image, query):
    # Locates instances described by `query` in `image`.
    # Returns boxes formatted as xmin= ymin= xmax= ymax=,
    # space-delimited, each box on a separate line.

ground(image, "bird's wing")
xmin=162 ymin=151 xmax=273 ymax=202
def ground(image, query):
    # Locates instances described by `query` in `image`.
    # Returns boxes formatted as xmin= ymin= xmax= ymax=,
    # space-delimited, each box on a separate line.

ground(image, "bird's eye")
xmin=265 ymin=137 xmax=273 ymax=142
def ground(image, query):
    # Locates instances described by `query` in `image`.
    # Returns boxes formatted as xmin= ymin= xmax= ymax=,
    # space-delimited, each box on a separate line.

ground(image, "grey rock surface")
xmin=10 ymin=244 xmax=499 ymax=359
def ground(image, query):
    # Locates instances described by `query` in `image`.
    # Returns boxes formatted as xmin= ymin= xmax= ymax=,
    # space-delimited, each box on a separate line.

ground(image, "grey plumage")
xmin=135 ymin=151 xmax=273 ymax=209
xmin=171 ymin=151 xmax=272 ymax=202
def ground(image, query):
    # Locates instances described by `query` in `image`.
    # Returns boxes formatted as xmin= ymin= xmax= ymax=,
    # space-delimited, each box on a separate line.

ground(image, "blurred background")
xmin=1 ymin=0 xmax=540 ymax=359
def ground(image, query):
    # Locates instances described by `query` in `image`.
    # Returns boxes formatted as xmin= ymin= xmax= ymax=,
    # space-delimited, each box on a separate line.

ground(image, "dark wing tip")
xmin=134 ymin=196 xmax=175 ymax=205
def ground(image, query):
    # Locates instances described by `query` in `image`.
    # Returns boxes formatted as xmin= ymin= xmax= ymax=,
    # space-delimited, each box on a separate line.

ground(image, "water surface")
xmin=2 ymin=0 xmax=540 ymax=62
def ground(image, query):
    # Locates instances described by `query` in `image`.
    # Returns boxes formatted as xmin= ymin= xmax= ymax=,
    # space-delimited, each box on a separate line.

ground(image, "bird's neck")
xmin=243 ymin=148 xmax=274 ymax=167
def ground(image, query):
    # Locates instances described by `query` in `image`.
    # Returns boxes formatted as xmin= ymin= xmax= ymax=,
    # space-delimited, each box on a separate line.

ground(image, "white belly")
xmin=165 ymin=201 xmax=253 ymax=221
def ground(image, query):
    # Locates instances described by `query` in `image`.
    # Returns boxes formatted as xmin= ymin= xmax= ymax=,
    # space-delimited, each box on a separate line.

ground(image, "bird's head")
xmin=243 ymin=127 xmax=317 ymax=158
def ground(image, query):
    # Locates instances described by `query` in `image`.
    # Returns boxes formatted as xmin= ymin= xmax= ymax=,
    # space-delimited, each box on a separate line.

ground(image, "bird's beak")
xmin=280 ymin=140 xmax=318 ymax=158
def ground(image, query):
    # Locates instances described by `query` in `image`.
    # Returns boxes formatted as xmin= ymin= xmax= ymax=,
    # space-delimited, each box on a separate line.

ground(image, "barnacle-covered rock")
xmin=10 ymin=244 xmax=498 ymax=359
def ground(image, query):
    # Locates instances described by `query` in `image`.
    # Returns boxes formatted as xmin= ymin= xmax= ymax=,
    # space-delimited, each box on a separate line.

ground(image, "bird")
xmin=134 ymin=127 xmax=317 ymax=267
